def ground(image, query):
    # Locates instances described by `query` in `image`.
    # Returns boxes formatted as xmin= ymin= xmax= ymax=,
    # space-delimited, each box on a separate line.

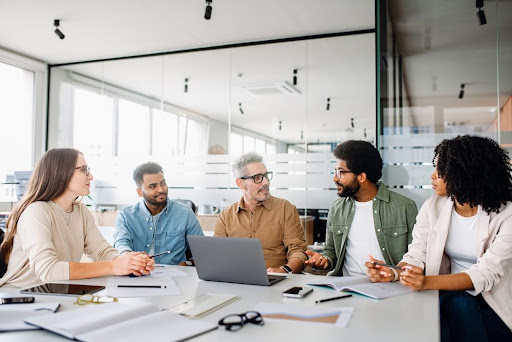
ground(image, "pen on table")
xmin=370 ymin=261 xmax=402 ymax=270
xmin=149 ymin=250 xmax=172 ymax=258
xmin=117 ymin=285 xmax=167 ymax=288
xmin=315 ymin=294 xmax=352 ymax=304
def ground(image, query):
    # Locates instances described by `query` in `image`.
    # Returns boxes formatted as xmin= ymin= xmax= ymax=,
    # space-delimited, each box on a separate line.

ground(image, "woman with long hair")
xmin=0 ymin=148 xmax=153 ymax=287
xmin=366 ymin=135 xmax=512 ymax=341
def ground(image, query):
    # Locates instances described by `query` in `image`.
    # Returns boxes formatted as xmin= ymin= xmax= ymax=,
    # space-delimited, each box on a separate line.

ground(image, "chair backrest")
xmin=173 ymin=199 xmax=197 ymax=213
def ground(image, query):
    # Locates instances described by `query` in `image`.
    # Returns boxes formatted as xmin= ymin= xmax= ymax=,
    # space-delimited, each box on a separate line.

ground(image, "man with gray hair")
xmin=214 ymin=152 xmax=307 ymax=273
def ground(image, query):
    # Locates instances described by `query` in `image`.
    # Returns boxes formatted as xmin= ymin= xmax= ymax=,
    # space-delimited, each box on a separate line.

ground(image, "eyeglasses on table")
xmin=218 ymin=311 xmax=264 ymax=331
xmin=74 ymin=293 xmax=118 ymax=305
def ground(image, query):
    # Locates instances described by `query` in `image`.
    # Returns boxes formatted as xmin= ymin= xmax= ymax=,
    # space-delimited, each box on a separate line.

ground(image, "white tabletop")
xmin=1 ymin=267 xmax=439 ymax=341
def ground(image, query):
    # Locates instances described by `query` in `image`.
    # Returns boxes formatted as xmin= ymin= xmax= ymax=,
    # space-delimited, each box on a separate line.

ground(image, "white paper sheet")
xmin=106 ymin=276 xmax=181 ymax=297
xmin=148 ymin=264 xmax=188 ymax=277
xmin=0 ymin=302 xmax=60 ymax=331
xmin=253 ymin=302 xmax=354 ymax=327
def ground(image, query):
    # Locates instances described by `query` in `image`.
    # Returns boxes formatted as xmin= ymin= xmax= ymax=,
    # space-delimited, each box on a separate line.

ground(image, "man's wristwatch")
xmin=281 ymin=265 xmax=292 ymax=274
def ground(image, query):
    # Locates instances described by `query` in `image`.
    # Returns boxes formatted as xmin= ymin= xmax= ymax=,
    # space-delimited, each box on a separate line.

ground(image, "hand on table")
xmin=305 ymin=250 xmax=330 ymax=269
xmin=400 ymin=265 xmax=426 ymax=290
xmin=112 ymin=252 xmax=154 ymax=276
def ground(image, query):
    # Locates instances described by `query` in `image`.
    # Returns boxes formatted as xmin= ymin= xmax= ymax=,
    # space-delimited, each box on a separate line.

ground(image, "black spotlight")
xmin=54 ymin=19 xmax=65 ymax=40
xmin=458 ymin=84 xmax=465 ymax=99
xmin=351 ymin=117 xmax=355 ymax=128
xmin=477 ymin=8 xmax=487 ymax=25
xmin=239 ymin=103 xmax=244 ymax=115
xmin=184 ymin=78 xmax=189 ymax=93
xmin=293 ymin=69 xmax=298 ymax=86
xmin=326 ymin=98 xmax=330 ymax=111
xmin=476 ymin=0 xmax=487 ymax=25
xmin=204 ymin=0 xmax=213 ymax=20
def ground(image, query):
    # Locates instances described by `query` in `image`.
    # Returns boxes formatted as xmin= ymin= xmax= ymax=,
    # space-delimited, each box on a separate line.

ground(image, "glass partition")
xmin=48 ymin=33 xmax=377 ymax=243
xmin=378 ymin=0 xmax=511 ymax=209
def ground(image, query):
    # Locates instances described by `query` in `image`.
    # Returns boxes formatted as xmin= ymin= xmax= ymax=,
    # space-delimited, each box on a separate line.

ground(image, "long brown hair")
xmin=1 ymin=148 xmax=80 ymax=262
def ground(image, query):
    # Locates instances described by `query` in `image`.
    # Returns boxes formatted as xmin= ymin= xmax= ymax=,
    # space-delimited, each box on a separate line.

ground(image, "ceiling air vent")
xmin=240 ymin=81 xmax=301 ymax=96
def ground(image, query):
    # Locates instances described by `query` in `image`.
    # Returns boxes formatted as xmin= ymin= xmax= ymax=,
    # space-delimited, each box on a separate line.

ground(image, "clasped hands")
xmin=113 ymin=252 xmax=155 ymax=276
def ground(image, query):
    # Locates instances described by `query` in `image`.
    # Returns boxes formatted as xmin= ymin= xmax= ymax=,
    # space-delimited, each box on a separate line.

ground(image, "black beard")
xmin=336 ymin=181 xmax=360 ymax=198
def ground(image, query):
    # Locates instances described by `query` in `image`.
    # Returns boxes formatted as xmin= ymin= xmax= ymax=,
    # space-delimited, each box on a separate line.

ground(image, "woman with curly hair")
xmin=366 ymin=135 xmax=512 ymax=341
xmin=0 ymin=148 xmax=154 ymax=287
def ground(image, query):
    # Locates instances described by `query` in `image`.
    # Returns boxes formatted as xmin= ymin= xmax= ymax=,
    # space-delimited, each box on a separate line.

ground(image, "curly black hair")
xmin=434 ymin=135 xmax=512 ymax=214
xmin=133 ymin=162 xmax=163 ymax=187
xmin=333 ymin=140 xmax=382 ymax=183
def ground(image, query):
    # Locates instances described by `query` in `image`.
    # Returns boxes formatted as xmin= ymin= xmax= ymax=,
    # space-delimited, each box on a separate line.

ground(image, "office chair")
xmin=173 ymin=199 xmax=197 ymax=214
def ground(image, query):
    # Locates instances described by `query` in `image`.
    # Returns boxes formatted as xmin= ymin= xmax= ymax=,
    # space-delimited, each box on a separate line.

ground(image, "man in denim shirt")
xmin=113 ymin=162 xmax=203 ymax=265
xmin=306 ymin=141 xmax=418 ymax=277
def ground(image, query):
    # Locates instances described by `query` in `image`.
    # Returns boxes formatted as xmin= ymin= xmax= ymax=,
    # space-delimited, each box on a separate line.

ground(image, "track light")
xmin=300 ymin=130 xmax=303 ymax=140
xmin=326 ymin=98 xmax=330 ymax=111
xmin=184 ymin=78 xmax=189 ymax=93
xmin=54 ymin=19 xmax=65 ymax=40
xmin=239 ymin=103 xmax=244 ymax=115
xmin=279 ymin=120 xmax=282 ymax=131
xmin=458 ymin=83 xmax=465 ymax=99
xmin=477 ymin=8 xmax=487 ymax=25
xmin=350 ymin=117 xmax=355 ymax=129
xmin=476 ymin=0 xmax=487 ymax=25
xmin=204 ymin=0 xmax=213 ymax=20
xmin=364 ymin=129 xmax=367 ymax=138
xmin=293 ymin=69 xmax=298 ymax=86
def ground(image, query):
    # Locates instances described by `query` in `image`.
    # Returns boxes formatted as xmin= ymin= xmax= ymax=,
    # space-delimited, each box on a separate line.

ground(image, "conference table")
xmin=1 ymin=267 xmax=439 ymax=341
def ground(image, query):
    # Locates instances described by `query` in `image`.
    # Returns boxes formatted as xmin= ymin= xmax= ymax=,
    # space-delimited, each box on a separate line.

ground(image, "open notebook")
xmin=24 ymin=302 xmax=217 ymax=342
xmin=307 ymin=276 xmax=412 ymax=299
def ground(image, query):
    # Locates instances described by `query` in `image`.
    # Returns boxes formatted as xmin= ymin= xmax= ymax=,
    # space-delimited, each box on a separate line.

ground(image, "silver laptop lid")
xmin=188 ymin=236 xmax=286 ymax=286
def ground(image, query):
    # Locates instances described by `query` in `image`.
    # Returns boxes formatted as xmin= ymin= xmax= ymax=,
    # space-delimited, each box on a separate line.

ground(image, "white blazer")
xmin=402 ymin=195 xmax=512 ymax=331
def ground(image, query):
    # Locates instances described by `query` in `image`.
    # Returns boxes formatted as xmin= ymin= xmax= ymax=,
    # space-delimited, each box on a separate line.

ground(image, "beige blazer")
xmin=402 ymin=195 xmax=512 ymax=331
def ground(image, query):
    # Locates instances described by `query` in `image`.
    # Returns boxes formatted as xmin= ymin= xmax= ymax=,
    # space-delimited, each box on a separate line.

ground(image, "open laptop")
xmin=188 ymin=235 xmax=287 ymax=286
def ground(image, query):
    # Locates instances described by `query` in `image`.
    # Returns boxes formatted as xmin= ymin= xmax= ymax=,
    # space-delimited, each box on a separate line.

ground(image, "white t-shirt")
xmin=445 ymin=207 xmax=479 ymax=274
xmin=342 ymin=199 xmax=385 ymax=276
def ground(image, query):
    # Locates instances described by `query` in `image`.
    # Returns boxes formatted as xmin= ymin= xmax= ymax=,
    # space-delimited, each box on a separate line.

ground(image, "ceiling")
xmin=389 ymin=0 xmax=512 ymax=129
xmin=0 ymin=0 xmax=509 ymax=146
xmin=0 ymin=0 xmax=374 ymax=65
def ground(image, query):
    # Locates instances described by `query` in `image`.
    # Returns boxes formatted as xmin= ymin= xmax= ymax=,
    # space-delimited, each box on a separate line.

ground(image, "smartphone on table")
xmin=0 ymin=297 xmax=35 ymax=304
xmin=282 ymin=286 xmax=313 ymax=298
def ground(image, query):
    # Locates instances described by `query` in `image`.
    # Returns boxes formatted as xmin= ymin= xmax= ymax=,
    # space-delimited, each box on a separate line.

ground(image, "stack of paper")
xmin=24 ymin=302 xmax=218 ymax=341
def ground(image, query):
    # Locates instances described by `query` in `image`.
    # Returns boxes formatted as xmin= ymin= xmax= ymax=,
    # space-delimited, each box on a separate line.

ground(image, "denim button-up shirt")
xmin=113 ymin=198 xmax=204 ymax=264
xmin=323 ymin=182 xmax=418 ymax=276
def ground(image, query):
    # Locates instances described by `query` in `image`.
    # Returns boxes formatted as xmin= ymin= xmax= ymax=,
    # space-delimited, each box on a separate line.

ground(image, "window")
xmin=255 ymin=139 xmax=266 ymax=154
xmin=243 ymin=136 xmax=255 ymax=153
xmin=152 ymin=109 xmax=179 ymax=157
xmin=73 ymin=88 xmax=114 ymax=157
xmin=230 ymin=133 xmax=243 ymax=155
xmin=118 ymin=99 xmax=150 ymax=157
xmin=0 ymin=62 xmax=34 ymax=201
xmin=185 ymin=119 xmax=207 ymax=156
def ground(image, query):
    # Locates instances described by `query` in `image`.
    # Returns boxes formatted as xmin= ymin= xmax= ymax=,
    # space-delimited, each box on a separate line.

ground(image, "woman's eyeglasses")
xmin=74 ymin=294 xmax=118 ymax=305
xmin=239 ymin=172 xmax=273 ymax=184
xmin=75 ymin=165 xmax=91 ymax=176
xmin=218 ymin=311 xmax=264 ymax=331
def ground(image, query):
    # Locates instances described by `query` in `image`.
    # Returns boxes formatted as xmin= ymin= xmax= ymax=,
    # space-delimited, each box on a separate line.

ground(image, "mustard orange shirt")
xmin=214 ymin=195 xmax=307 ymax=268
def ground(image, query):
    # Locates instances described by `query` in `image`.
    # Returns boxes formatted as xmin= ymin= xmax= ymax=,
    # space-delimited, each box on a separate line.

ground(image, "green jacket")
xmin=323 ymin=182 xmax=418 ymax=276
